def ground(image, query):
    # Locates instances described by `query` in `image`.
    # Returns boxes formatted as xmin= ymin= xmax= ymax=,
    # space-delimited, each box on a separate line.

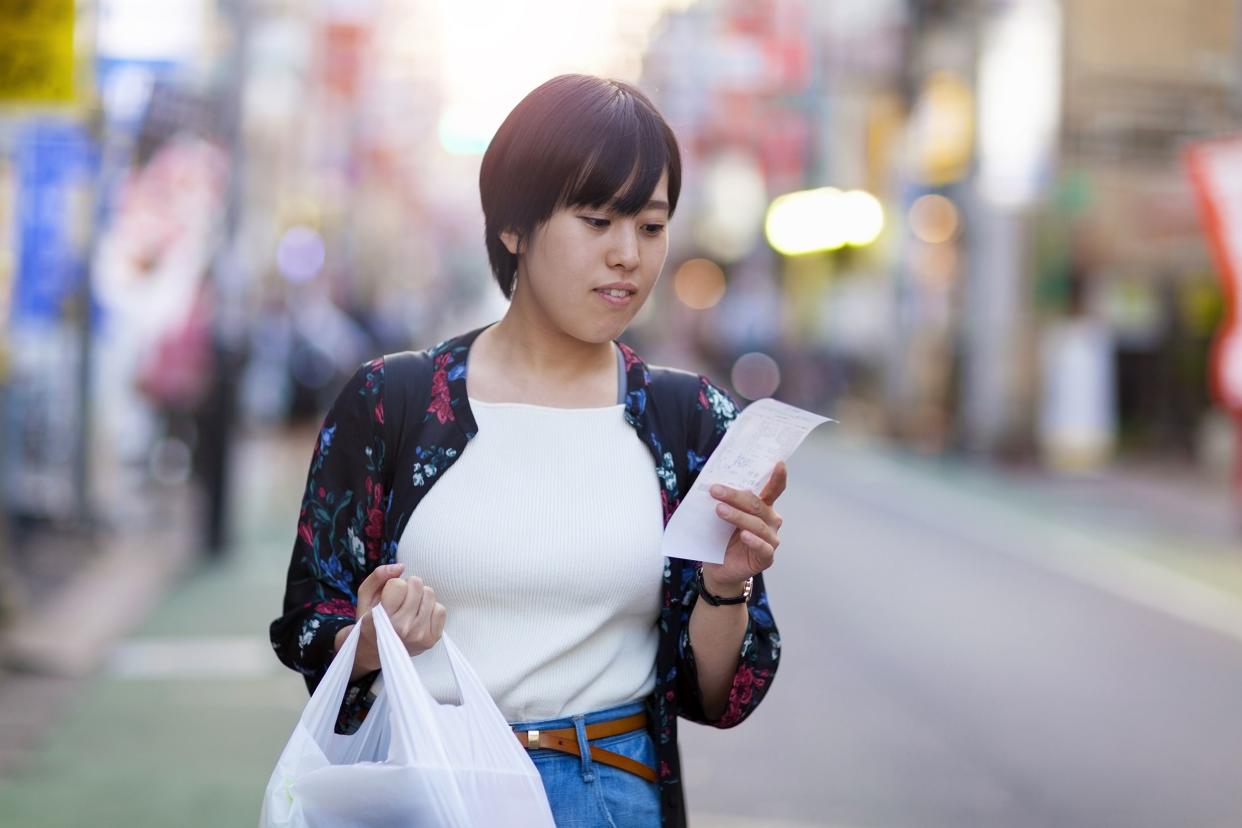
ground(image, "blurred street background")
xmin=2 ymin=0 xmax=1242 ymax=826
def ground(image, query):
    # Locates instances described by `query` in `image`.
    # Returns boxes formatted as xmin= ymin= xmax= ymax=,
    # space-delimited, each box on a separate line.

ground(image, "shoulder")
xmin=646 ymin=364 xmax=737 ymax=414
xmin=644 ymin=363 xmax=740 ymax=451
xmin=357 ymin=330 xmax=468 ymax=400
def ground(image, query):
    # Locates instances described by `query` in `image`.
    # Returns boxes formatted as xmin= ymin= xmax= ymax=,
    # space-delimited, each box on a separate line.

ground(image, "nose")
xmin=607 ymin=225 xmax=640 ymax=272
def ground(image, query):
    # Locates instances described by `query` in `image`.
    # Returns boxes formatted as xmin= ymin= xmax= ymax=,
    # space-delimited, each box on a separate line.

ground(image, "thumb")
xmin=757 ymin=462 xmax=786 ymax=506
xmin=358 ymin=563 xmax=406 ymax=612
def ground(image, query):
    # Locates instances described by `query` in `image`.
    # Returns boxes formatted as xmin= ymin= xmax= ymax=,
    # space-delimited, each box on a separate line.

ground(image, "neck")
xmin=486 ymin=286 xmax=615 ymax=383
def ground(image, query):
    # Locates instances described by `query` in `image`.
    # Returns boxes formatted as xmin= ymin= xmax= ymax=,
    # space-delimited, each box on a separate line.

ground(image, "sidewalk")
xmin=0 ymin=427 xmax=311 ymax=827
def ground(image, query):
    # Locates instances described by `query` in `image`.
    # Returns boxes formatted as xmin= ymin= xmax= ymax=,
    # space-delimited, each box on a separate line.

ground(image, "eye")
xmin=580 ymin=216 xmax=610 ymax=229
xmin=642 ymin=224 xmax=666 ymax=236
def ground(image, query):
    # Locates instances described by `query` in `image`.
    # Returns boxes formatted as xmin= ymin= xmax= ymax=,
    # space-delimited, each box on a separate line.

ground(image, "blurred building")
xmin=641 ymin=0 xmax=1240 ymax=478
xmin=2 ymin=0 xmax=1240 ymax=593
xmin=1055 ymin=0 xmax=1236 ymax=465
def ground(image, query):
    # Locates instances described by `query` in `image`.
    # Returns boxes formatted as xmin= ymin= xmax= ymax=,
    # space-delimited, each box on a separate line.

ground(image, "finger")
xmin=408 ymin=586 xmax=437 ymax=646
xmin=740 ymin=529 xmax=776 ymax=569
xmin=758 ymin=461 xmax=788 ymax=506
xmin=710 ymin=484 xmax=769 ymax=517
xmin=430 ymin=603 xmax=447 ymax=641
xmin=358 ymin=563 xmax=406 ymax=612
xmin=412 ymin=586 xmax=436 ymax=625
xmin=391 ymin=576 xmax=426 ymax=624
xmin=380 ymin=577 xmax=410 ymax=617
xmin=716 ymin=500 xmax=780 ymax=547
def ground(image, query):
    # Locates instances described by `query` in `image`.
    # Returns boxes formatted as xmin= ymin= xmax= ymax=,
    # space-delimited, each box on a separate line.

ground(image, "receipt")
xmin=661 ymin=398 xmax=831 ymax=564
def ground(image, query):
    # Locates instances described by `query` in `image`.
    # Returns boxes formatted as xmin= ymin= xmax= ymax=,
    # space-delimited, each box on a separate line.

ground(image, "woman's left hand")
xmin=703 ymin=461 xmax=787 ymax=591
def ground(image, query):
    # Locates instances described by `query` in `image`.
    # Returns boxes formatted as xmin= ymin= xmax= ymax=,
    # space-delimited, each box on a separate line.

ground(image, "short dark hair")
xmin=479 ymin=74 xmax=682 ymax=299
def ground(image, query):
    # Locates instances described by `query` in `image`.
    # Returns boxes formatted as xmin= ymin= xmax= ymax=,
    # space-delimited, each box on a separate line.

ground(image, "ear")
xmin=500 ymin=229 xmax=524 ymax=256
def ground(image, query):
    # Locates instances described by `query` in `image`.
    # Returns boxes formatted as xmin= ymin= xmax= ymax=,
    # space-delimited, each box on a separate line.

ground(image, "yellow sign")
xmin=0 ymin=0 xmax=76 ymax=103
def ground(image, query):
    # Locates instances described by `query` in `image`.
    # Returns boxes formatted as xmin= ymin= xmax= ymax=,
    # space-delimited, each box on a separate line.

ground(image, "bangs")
xmin=558 ymin=95 xmax=672 ymax=215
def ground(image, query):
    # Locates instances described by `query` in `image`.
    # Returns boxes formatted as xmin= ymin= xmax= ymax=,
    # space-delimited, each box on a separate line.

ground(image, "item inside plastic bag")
xmin=260 ymin=605 xmax=556 ymax=827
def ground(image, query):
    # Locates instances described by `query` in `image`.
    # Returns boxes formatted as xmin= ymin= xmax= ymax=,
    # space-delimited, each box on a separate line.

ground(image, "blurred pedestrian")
xmin=271 ymin=75 xmax=787 ymax=827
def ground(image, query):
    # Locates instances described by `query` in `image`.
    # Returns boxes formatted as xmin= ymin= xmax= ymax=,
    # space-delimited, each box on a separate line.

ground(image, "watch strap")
xmin=695 ymin=567 xmax=752 ymax=606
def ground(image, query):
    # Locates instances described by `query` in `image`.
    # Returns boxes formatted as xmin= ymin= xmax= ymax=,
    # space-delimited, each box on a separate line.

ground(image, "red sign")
xmin=1187 ymin=138 xmax=1242 ymax=413
xmin=320 ymin=22 xmax=369 ymax=98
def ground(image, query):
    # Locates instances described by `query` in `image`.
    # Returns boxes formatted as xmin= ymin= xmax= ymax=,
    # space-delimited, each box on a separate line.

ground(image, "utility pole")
xmin=199 ymin=0 xmax=250 ymax=558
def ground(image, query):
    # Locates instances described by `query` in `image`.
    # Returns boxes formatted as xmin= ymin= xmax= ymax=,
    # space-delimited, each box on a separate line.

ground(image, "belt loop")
xmin=573 ymin=714 xmax=595 ymax=782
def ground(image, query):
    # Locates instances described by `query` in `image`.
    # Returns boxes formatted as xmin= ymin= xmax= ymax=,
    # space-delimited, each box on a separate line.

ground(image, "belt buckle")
xmin=525 ymin=729 xmax=539 ymax=749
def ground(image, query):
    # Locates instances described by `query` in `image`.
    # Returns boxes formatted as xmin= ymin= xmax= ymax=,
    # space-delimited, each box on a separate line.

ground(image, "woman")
xmin=271 ymin=74 xmax=785 ymax=827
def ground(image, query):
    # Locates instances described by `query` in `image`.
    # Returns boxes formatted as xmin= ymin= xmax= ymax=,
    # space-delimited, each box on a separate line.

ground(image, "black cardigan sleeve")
xmin=269 ymin=358 xmax=392 ymax=717
xmin=674 ymin=375 xmax=781 ymax=728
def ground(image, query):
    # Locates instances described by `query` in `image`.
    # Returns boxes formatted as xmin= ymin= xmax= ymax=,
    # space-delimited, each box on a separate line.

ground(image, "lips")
xmin=591 ymin=281 xmax=635 ymax=301
xmin=594 ymin=288 xmax=636 ymax=307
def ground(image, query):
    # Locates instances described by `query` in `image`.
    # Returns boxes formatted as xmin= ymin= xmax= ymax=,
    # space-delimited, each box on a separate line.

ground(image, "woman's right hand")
xmin=337 ymin=563 xmax=448 ymax=680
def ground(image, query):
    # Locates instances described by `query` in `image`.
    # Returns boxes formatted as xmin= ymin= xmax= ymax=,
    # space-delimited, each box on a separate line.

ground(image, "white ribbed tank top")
xmin=393 ymin=385 xmax=665 ymax=722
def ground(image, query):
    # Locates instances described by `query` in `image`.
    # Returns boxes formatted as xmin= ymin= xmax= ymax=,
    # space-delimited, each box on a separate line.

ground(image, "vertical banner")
xmin=5 ymin=121 xmax=97 ymax=520
xmin=0 ymin=0 xmax=76 ymax=103
xmin=1186 ymin=138 xmax=1242 ymax=414
xmin=13 ymin=122 xmax=96 ymax=323
xmin=1187 ymin=136 xmax=1242 ymax=507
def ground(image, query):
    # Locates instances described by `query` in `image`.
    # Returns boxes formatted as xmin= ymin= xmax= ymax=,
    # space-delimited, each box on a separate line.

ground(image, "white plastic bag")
xmin=261 ymin=605 xmax=556 ymax=827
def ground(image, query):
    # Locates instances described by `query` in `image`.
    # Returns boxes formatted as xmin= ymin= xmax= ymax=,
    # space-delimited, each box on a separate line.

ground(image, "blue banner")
xmin=13 ymin=121 xmax=98 ymax=323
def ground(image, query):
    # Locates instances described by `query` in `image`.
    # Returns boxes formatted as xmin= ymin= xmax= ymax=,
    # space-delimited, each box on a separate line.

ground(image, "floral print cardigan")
xmin=270 ymin=324 xmax=780 ymax=827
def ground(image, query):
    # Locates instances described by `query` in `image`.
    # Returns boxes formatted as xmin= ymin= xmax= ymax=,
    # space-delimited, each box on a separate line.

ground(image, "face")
xmin=502 ymin=168 xmax=671 ymax=343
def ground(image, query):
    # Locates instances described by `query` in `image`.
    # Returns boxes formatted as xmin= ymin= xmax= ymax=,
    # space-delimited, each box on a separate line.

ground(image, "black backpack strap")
xmin=646 ymin=364 xmax=707 ymax=493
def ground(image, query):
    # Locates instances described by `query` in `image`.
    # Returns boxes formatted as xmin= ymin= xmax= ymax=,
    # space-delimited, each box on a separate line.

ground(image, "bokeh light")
xmin=731 ymin=351 xmax=781 ymax=400
xmin=276 ymin=225 xmax=325 ymax=283
xmin=673 ymin=258 xmax=727 ymax=310
xmin=908 ymin=194 xmax=960 ymax=244
xmin=841 ymin=190 xmax=885 ymax=247
xmin=765 ymin=187 xmax=846 ymax=255
xmin=765 ymin=187 xmax=884 ymax=255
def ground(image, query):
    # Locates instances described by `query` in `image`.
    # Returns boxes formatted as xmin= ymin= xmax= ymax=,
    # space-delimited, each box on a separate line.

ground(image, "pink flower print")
xmin=363 ymin=477 xmax=385 ymax=561
xmin=427 ymin=368 xmax=454 ymax=424
xmin=721 ymin=665 xmax=769 ymax=726
xmin=374 ymin=399 xmax=384 ymax=425
xmin=314 ymin=598 xmax=356 ymax=618
xmin=617 ymin=341 xmax=642 ymax=372
xmin=297 ymin=519 xmax=313 ymax=547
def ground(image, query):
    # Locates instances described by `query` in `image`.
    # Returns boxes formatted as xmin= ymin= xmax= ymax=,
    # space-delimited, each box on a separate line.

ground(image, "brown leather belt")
xmin=514 ymin=711 xmax=656 ymax=784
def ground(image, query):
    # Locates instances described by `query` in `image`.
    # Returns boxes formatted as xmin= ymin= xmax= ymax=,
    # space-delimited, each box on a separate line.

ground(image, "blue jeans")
xmin=511 ymin=700 xmax=660 ymax=828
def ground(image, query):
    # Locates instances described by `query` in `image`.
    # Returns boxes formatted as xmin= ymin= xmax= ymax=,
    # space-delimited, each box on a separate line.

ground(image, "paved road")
xmin=2 ymin=430 xmax=1241 ymax=827
xmin=679 ymin=437 xmax=1242 ymax=828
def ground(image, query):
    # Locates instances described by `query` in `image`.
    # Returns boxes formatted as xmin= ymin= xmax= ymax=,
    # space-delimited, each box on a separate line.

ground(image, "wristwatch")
xmin=695 ymin=566 xmax=753 ymax=606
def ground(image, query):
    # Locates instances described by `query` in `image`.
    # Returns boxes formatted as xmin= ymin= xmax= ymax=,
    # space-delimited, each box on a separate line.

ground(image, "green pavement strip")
xmin=0 ymin=677 xmax=305 ymax=828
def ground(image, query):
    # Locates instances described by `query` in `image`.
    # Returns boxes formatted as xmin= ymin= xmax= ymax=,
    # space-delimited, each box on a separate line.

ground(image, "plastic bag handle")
xmin=437 ymin=635 xmax=523 ymax=732
xmin=297 ymin=619 xmax=367 ymax=745
xmin=370 ymin=606 xmax=473 ymax=825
